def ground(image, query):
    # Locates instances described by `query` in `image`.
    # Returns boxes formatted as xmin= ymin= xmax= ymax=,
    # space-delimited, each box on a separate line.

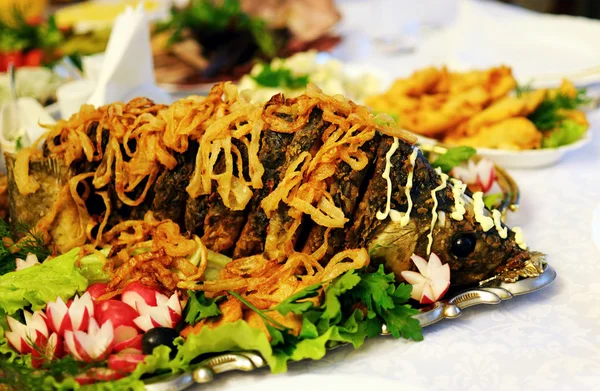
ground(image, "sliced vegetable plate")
xmin=144 ymin=262 xmax=557 ymax=390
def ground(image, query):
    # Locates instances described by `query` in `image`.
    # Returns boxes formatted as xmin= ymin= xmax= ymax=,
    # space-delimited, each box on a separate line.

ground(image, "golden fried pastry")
xmin=366 ymin=66 xmax=516 ymax=137
xmin=444 ymin=117 xmax=542 ymax=150
xmin=453 ymin=89 xmax=547 ymax=137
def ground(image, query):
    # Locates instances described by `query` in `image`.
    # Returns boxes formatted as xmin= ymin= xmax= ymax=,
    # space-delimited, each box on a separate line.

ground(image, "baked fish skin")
xmin=362 ymin=135 xmax=538 ymax=287
xmin=4 ymin=152 xmax=84 ymax=252
xmin=233 ymin=128 xmax=293 ymax=258
xmin=7 ymin=91 xmax=543 ymax=288
xmin=5 ymin=153 xmax=72 ymax=230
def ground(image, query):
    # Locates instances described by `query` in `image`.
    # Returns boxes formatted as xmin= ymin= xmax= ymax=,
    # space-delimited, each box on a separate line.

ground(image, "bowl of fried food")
xmin=366 ymin=66 xmax=592 ymax=168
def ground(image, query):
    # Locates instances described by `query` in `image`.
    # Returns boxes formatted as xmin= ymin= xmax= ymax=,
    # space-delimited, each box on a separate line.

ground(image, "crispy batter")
xmin=367 ymin=66 xmax=590 ymax=151
xmin=366 ymin=66 xmax=516 ymax=137
xmin=444 ymin=117 xmax=542 ymax=150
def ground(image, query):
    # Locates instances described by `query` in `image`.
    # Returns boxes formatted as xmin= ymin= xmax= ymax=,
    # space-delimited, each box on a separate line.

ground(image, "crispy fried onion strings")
xmin=84 ymin=212 xmax=207 ymax=295
xmin=260 ymin=85 xmax=379 ymax=236
xmin=187 ymin=228 xmax=370 ymax=310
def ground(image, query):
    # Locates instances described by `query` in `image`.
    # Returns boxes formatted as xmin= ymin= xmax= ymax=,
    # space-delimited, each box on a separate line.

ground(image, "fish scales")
xmin=263 ymin=108 xmax=326 ymax=260
xmin=233 ymin=129 xmax=293 ymax=258
xmin=302 ymin=134 xmax=381 ymax=259
xmin=201 ymin=139 xmax=250 ymax=254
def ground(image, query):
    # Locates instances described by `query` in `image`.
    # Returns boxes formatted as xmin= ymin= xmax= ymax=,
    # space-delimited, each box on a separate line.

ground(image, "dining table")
xmin=181 ymin=0 xmax=600 ymax=390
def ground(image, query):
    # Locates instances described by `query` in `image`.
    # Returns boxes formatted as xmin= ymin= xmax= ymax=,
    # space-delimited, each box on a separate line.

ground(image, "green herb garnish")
xmin=514 ymin=83 xmax=533 ymax=97
xmin=251 ymin=63 xmax=310 ymax=89
xmin=183 ymin=291 xmax=223 ymax=325
xmin=482 ymin=193 xmax=503 ymax=210
xmin=541 ymin=119 xmax=588 ymax=148
xmin=432 ymin=146 xmax=477 ymax=173
xmin=158 ymin=0 xmax=276 ymax=57
xmin=0 ymin=219 xmax=52 ymax=276
xmin=528 ymin=89 xmax=590 ymax=131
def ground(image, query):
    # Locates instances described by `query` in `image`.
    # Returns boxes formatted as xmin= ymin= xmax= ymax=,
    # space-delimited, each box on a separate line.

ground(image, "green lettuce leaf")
xmin=169 ymin=320 xmax=277 ymax=372
xmin=541 ymin=119 xmax=587 ymax=148
xmin=78 ymin=248 xmax=111 ymax=284
xmin=204 ymin=250 xmax=232 ymax=281
xmin=432 ymin=146 xmax=477 ymax=173
xmin=0 ymin=248 xmax=87 ymax=315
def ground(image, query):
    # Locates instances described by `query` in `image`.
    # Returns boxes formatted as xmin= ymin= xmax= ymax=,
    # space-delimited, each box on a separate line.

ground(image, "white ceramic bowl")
xmin=416 ymin=132 xmax=592 ymax=169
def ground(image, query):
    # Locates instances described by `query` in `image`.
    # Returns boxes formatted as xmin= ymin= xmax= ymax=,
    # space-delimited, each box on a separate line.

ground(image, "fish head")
xmin=366 ymin=144 xmax=545 ymax=287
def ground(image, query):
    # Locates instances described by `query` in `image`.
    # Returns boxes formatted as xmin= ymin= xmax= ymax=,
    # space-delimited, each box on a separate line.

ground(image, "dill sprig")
xmin=0 ymin=218 xmax=51 ymax=276
xmin=0 ymin=353 xmax=105 ymax=390
xmin=527 ymin=89 xmax=590 ymax=131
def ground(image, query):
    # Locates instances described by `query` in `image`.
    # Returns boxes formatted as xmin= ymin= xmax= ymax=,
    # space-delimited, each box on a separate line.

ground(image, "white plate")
xmin=416 ymin=131 xmax=592 ymax=169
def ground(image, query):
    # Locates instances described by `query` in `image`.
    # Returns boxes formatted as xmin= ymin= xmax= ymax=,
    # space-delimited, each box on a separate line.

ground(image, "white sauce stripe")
xmin=427 ymin=167 xmax=448 ymax=254
xmin=376 ymin=137 xmax=399 ymax=221
xmin=512 ymin=227 xmax=527 ymax=249
xmin=450 ymin=178 xmax=467 ymax=221
xmin=473 ymin=192 xmax=494 ymax=232
xmin=492 ymin=209 xmax=508 ymax=239
xmin=390 ymin=148 xmax=419 ymax=226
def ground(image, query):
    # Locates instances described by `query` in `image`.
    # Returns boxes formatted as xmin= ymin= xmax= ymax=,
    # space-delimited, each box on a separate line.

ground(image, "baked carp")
xmin=4 ymin=83 xmax=545 ymax=287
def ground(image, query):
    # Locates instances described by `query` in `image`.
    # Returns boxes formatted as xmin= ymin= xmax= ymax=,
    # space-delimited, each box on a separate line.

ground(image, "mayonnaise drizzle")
xmin=492 ymin=209 xmax=508 ymax=239
xmin=512 ymin=227 xmax=527 ymax=249
xmin=426 ymin=167 xmax=448 ymax=254
xmin=392 ymin=148 xmax=420 ymax=226
xmin=473 ymin=192 xmax=494 ymax=232
xmin=376 ymin=137 xmax=399 ymax=220
xmin=449 ymin=178 xmax=467 ymax=221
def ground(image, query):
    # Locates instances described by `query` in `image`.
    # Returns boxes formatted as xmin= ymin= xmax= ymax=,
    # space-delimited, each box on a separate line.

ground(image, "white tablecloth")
xmin=189 ymin=1 xmax=600 ymax=390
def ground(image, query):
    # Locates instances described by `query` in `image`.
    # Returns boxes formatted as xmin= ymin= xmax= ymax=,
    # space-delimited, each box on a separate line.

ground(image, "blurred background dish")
xmin=365 ymin=64 xmax=593 ymax=167
xmin=152 ymin=0 xmax=342 ymax=93
xmin=236 ymin=50 xmax=381 ymax=104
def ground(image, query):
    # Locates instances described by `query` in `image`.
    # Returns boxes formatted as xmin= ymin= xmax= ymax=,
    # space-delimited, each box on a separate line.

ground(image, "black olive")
xmin=142 ymin=327 xmax=179 ymax=355
xmin=451 ymin=234 xmax=477 ymax=258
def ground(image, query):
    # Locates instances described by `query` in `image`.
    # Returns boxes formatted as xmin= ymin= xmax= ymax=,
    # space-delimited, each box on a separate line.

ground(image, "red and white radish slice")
xmin=86 ymin=283 xmax=109 ymax=300
xmin=46 ymin=293 xmax=94 ymax=336
xmin=64 ymin=318 xmax=114 ymax=362
xmin=122 ymin=282 xmax=160 ymax=309
xmin=95 ymin=300 xmax=140 ymax=331
xmin=133 ymin=292 xmax=182 ymax=331
xmin=113 ymin=334 xmax=143 ymax=354
xmin=5 ymin=310 xmax=49 ymax=354
xmin=15 ymin=253 xmax=40 ymax=271
xmin=108 ymin=353 xmax=146 ymax=373
xmin=31 ymin=333 xmax=63 ymax=368
xmin=401 ymin=253 xmax=451 ymax=304
xmin=475 ymin=158 xmax=496 ymax=193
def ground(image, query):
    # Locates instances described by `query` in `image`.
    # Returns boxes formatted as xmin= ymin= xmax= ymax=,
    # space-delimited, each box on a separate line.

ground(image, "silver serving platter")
xmin=144 ymin=262 xmax=556 ymax=391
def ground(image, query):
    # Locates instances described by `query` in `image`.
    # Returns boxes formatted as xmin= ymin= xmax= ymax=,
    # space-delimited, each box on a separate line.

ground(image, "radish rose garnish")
xmin=15 ymin=253 xmax=40 ymax=271
xmin=31 ymin=333 xmax=63 ymax=368
xmin=122 ymin=281 xmax=160 ymax=309
xmin=64 ymin=318 xmax=114 ymax=362
xmin=46 ymin=292 xmax=94 ymax=336
xmin=134 ymin=292 xmax=182 ymax=331
xmin=401 ymin=253 xmax=451 ymax=304
xmin=451 ymin=158 xmax=496 ymax=193
xmin=5 ymin=310 xmax=49 ymax=354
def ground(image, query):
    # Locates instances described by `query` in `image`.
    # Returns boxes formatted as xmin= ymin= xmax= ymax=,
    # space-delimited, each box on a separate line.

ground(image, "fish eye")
xmin=451 ymin=233 xmax=477 ymax=258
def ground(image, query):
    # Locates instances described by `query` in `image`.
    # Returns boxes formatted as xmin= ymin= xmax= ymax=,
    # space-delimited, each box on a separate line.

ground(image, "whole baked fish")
xmin=5 ymin=88 xmax=544 ymax=287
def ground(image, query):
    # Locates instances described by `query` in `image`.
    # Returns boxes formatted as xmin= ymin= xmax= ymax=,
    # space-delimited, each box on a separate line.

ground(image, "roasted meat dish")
xmin=5 ymin=83 xmax=544 ymax=291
